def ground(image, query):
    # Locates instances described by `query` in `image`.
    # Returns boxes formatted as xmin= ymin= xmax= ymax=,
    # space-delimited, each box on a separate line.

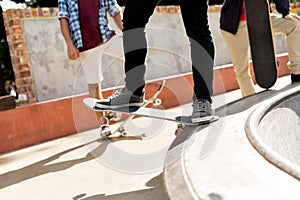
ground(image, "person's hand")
xmin=67 ymin=44 xmax=80 ymax=60
xmin=284 ymin=13 xmax=300 ymax=21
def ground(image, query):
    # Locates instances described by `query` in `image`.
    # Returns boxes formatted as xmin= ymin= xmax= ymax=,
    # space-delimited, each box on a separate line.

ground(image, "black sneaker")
xmin=291 ymin=73 xmax=300 ymax=83
xmin=191 ymin=99 xmax=215 ymax=123
xmin=95 ymin=88 xmax=144 ymax=109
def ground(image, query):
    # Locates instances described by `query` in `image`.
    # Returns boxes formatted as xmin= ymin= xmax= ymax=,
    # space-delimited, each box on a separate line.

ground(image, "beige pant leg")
xmin=80 ymin=45 xmax=106 ymax=121
xmin=221 ymin=21 xmax=256 ymax=97
xmin=80 ymin=45 xmax=104 ymax=84
xmin=271 ymin=13 xmax=300 ymax=73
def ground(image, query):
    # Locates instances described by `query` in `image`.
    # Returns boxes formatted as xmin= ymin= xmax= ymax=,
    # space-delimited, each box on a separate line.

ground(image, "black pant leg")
xmin=180 ymin=0 xmax=215 ymax=102
xmin=122 ymin=0 xmax=158 ymax=95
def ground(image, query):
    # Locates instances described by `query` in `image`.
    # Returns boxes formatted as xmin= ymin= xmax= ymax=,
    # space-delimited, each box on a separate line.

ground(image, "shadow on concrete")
xmin=0 ymin=139 xmax=110 ymax=189
xmin=168 ymin=84 xmax=300 ymax=157
xmin=72 ymin=173 xmax=167 ymax=200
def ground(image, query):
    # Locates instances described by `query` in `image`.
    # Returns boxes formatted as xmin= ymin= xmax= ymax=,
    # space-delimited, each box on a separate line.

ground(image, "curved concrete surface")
xmin=246 ymin=85 xmax=300 ymax=180
xmin=163 ymin=82 xmax=300 ymax=200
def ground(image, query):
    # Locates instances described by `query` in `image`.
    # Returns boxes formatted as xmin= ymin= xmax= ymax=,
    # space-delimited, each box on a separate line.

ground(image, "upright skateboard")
xmin=245 ymin=0 xmax=278 ymax=89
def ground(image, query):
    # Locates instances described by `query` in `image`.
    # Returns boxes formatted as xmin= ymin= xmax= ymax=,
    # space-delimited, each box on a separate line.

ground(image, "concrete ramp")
xmin=246 ymin=85 xmax=300 ymax=180
xmin=164 ymin=83 xmax=300 ymax=200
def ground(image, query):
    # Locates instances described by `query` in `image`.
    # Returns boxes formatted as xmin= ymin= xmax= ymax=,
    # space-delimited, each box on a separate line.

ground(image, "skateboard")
xmin=83 ymin=97 xmax=219 ymax=137
xmin=86 ymin=80 xmax=165 ymax=140
xmin=109 ymin=80 xmax=165 ymax=137
xmin=245 ymin=0 xmax=278 ymax=89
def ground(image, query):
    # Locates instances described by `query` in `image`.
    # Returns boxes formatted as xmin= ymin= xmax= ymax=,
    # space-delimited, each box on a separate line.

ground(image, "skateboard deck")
xmin=83 ymin=97 xmax=219 ymax=126
xmin=245 ymin=0 xmax=278 ymax=89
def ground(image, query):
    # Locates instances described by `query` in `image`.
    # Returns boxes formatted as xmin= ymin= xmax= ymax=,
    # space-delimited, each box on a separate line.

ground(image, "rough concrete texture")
xmin=164 ymin=78 xmax=300 ymax=200
xmin=0 ymin=76 xmax=298 ymax=200
xmin=247 ymin=85 xmax=300 ymax=181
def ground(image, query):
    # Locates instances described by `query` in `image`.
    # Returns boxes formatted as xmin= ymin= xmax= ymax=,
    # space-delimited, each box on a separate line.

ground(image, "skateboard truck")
xmin=108 ymin=80 xmax=165 ymax=138
xmin=175 ymin=123 xmax=185 ymax=136
xmin=98 ymin=80 xmax=166 ymax=140
xmin=99 ymin=126 xmax=146 ymax=141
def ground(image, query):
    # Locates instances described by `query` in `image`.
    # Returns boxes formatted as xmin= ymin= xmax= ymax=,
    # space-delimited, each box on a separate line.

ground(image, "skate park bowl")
xmin=246 ymin=85 xmax=300 ymax=181
xmin=163 ymin=83 xmax=300 ymax=200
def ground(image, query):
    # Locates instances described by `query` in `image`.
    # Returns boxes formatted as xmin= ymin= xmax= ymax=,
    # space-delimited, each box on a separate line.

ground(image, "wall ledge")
xmin=0 ymin=53 xmax=291 ymax=155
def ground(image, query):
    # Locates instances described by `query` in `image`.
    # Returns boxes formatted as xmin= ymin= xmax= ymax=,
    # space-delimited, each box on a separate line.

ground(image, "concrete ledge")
xmin=246 ymin=84 xmax=300 ymax=181
xmin=163 ymin=82 xmax=300 ymax=200
xmin=0 ymin=54 xmax=291 ymax=154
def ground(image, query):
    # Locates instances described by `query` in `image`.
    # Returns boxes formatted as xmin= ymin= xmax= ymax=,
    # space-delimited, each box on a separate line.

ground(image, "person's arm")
xmin=273 ymin=0 xmax=300 ymax=21
xmin=59 ymin=18 xmax=80 ymax=60
xmin=107 ymin=0 xmax=123 ymax=31
xmin=284 ymin=12 xmax=300 ymax=21
xmin=112 ymin=12 xmax=123 ymax=31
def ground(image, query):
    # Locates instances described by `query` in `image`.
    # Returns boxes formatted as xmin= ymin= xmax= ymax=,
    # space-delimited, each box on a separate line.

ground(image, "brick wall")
xmin=2 ymin=4 xmax=299 ymax=104
xmin=2 ymin=8 xmax=58 ymax=103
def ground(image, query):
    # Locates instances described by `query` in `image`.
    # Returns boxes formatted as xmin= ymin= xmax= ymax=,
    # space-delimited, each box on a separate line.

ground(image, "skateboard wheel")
xmin=175 ymin=128 xmax=183 ymax=136
xmin=175 ymin=123 xmax=185 ymax=136
xmin=121 ymin=132 xmax=127 ymax=137
xmin=99 ymin=117 xmax=109 ymax=126
xmin=99 ymin=133 xmax=109 ymax=139
xmin=153 ymin=98 xmax=162 ymax=106
xmin=118 ymin=127 xmax=125 ymax=133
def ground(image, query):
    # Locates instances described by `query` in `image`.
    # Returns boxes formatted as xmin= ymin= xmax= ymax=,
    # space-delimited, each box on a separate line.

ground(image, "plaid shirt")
xmin=58 ymin=0 xmax=121 ymax=48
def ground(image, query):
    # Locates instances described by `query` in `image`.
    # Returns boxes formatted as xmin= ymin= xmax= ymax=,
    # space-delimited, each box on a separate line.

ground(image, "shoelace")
xmin=192 ymin=100 xmax=208 ymax=112
xmin=109 ymin=88 xmax=128 ymax=99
